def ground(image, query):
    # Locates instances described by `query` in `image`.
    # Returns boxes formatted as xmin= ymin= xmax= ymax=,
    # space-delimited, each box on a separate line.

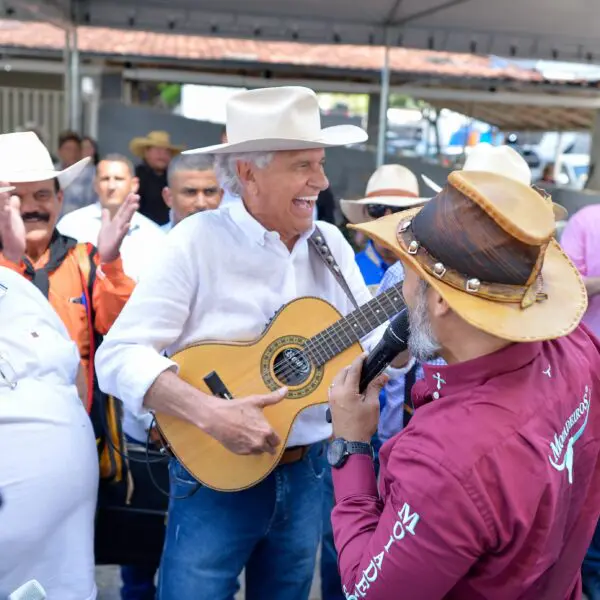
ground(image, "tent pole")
xmin=63 ymin=29 xmax=71 ymax=129
xmin=376 ymin=30 xmax=391 ymax=167
xmin=69 ymin=28 xmax=80 ymax=131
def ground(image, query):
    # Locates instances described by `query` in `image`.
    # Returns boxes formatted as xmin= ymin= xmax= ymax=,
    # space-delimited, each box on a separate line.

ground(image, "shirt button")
xmin=432 ymin=391 xmax=440 ymax=400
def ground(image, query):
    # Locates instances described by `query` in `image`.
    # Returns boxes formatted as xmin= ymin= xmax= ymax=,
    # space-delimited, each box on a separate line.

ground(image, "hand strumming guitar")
xmin=97 ymin=193 xmax=140 ymax=263
xmin=144 ymin=370 xmax=287 ymax=457
xmin=204 ymin=388 xmax=287 ymax=455
xmin=0 ymin=185 xmax=25 ymax=263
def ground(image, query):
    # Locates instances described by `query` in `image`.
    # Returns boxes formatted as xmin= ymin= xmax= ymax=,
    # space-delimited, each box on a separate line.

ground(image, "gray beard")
xmin=407 ymin=282 xmax=442 ymax=362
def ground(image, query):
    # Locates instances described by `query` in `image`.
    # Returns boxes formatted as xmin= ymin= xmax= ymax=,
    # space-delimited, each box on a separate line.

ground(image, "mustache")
xmin=22 ymin=212 xmax=50 ymax=222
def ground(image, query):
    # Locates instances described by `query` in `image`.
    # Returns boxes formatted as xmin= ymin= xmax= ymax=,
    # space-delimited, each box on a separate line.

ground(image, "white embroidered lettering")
xmin=346 ymin=503 xmax=421 ymax=599
xmin=548 ymin=385 xmax=591 ymax=484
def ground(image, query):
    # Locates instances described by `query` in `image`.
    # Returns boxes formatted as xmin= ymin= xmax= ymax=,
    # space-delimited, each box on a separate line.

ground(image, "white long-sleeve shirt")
xmin=96 ymin=201 xmax=379 ymax=447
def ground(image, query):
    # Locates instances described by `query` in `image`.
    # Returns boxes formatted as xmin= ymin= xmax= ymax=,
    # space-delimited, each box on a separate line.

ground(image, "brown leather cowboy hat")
xmin=351 ymin=170 xmax=587 ymax=342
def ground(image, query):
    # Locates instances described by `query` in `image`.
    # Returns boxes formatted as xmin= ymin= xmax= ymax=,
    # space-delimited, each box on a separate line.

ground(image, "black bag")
xmin=74 ymin=246 xmax=169 ymax=566
xmin=94 ymin=440 xmax=169 ymax=566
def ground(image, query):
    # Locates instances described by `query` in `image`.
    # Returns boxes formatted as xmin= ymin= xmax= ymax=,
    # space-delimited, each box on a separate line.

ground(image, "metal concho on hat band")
xmin=396 ymin=218 xmax=548 ymax=308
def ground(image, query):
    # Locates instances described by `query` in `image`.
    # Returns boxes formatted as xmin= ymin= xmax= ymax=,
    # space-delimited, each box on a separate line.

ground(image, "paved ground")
xmin=93 ymin=564 xmax=593 ymax=599
xmin=96 ymin=565 xmax=323 ymax=599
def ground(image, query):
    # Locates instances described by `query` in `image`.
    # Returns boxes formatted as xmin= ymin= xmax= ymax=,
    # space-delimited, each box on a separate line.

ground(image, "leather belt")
xmin=279 ymin=445 xmax=310 ymax=466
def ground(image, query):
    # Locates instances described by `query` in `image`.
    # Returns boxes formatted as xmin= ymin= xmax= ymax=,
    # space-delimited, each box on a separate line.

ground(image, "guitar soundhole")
xmin=273 ymin=348 xmax=312 ymax=386
xmin=261 ymin=335 xmax=324 ymax=398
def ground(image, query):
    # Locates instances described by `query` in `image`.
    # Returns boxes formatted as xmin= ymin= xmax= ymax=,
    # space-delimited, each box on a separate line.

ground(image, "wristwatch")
xmin=327 ymin=438 xmax=373 ymax=469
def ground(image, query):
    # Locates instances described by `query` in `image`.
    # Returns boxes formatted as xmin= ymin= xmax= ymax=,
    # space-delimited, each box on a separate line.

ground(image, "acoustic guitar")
xmin=155 ymin=283 xmax=405 ymax=492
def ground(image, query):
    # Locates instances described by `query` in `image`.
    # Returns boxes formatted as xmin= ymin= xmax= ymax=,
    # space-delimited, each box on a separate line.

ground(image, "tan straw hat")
xmin=0 ymin=131 xmax=89 ymax=192
xmin=421 ymin=143 xmax=568 ymax=221
xmin=352 ymin=170 xmax=586 ymax=342
xmin=340 ymin=164 xmax=430 ymax=224
xmin=184 ymin=86 xmax=367 ymax=155
xmin=129 ymin=131 xmax=185 ymax=158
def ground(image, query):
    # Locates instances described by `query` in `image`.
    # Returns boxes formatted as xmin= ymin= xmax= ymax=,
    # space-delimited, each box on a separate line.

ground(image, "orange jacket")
xmin=0 ymin=240 xmax=134 ymax=406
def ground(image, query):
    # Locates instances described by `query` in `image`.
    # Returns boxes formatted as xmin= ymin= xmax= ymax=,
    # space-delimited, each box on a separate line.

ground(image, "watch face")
xmin=327 ymin=438 xmax=346 ymax=467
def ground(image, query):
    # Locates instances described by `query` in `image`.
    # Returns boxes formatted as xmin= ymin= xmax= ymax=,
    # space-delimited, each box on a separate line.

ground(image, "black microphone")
xmin=326 ymin=309 xmax=410 ymax=423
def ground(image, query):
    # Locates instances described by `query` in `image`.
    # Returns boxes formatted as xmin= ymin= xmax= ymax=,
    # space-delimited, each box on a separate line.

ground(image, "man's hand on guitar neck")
xmin=144 ymin=370 xmax=287 ymax=455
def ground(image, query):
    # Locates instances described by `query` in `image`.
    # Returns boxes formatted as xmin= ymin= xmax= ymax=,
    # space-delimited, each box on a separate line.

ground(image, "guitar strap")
xmin=308 ymin=226 xmax=359 ymax=310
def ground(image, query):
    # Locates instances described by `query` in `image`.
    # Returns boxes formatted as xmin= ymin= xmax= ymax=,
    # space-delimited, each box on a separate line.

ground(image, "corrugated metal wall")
xmin=0 ymin=86 xmax=65 ymax=153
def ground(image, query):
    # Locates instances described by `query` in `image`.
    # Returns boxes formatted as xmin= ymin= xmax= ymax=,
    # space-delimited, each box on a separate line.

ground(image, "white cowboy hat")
xmin=129 ymin=130 xmax=185 ymax=158
xmin=184 ymin=86 xmax=367 ymax=155
xmin=340 ymin=164 xmax=430 ymax=224
xmin=0 ymin=131 xmax=90 ymax=192
xmin=421 ymin=143 xmax=568 ymax=221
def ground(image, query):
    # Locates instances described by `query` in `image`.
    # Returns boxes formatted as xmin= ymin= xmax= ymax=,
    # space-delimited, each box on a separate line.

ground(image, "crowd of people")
xmin=1 ymin=84 xmax=600 ymax=600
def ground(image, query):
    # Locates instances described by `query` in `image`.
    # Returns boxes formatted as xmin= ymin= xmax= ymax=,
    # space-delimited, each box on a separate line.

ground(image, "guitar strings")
xmin=269 ymin=293 xmax=405 ymax=383
xmin=270 ymin=292 xmax=405 ymax=381
xmin=211 ymin=291 xmax=405 ymax=391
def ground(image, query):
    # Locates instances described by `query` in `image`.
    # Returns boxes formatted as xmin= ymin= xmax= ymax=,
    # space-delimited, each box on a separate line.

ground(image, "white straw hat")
xmin=0 ymin=131 xmax=89 ymax=192
xmin=421 ymin=143 xmax=567 ymax=221
xmin=184 ymin=86 xmax=367 ymax=155
xmin=341 ymin=164 xmax=430 ymax=224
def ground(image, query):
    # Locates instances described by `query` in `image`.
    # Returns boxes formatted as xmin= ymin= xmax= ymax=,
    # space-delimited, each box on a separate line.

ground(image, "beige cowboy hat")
xmin=129 ymin=130 xmax=185 ymax=158
xmin=421 ymin=143 xmax=568 ymax=221
xmin=184 ymin=86 xmax=367 ymax=155
xmin=340 ymin=164 xmax=430 ymax=224
xmin=351 ymin=170 xmax=586 ymax=342
xmin=0 ymin=131 xmax=89 ymax=193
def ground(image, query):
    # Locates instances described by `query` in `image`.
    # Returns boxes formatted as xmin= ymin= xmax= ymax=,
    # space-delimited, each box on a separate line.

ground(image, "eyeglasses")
xmin=366 ymin=204 xmax=404 ymax=219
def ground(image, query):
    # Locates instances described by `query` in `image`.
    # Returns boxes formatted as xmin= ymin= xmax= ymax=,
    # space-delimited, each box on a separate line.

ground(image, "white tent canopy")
xmin=2 ymin=0 xmax=600 ymax=62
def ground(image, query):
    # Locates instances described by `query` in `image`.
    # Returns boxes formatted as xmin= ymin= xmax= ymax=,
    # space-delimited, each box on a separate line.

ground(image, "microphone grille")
xmin=8 ymin=580 xmax=46 ymax=600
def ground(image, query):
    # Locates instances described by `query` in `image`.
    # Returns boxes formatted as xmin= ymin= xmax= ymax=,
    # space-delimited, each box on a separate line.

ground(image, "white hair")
xmin=213 ymin=152 xmax=274 ymax=197
xmin=407 ymin=280 xmax=441 ymax=362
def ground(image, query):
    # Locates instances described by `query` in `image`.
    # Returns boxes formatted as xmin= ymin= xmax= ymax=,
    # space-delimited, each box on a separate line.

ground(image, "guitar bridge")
xmin=203 ymin=371 xmax=233 ymax=400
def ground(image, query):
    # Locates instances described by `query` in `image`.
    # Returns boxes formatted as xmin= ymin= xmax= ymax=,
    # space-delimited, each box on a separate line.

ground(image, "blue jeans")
xmin=121 ymin=565 xmax=157 ymax=600
xmin=157 ymin=443 xmax=325 ymax=600
xmin=583 ymin=519 xmax=600 ymax=583
xmin=321 ymin=463 xmax=345 ymax=600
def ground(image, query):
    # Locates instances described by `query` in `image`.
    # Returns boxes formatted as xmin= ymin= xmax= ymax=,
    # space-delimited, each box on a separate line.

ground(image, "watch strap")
xmin=345 ymin=441 xmax=373 ymax=458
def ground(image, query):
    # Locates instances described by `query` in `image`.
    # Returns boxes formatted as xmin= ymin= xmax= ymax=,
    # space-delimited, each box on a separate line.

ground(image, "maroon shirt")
xmin=332 ymin=324 xmax=600 ymax=600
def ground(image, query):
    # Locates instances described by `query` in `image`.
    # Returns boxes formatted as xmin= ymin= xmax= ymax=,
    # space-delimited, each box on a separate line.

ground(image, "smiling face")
xmin=11 ymin=179 xmax=63 ymax=258
xmin=239 ymin=148 xmax=329 ymax=248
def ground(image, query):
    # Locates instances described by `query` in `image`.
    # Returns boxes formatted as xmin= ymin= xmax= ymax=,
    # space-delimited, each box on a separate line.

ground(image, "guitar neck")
xmin=304 ymin=282 xmax=405 ymax=366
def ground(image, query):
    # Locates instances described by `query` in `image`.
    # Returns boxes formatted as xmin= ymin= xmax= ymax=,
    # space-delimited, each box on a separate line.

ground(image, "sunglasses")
xmin=366 ymin=204 xmax=405 ymax=219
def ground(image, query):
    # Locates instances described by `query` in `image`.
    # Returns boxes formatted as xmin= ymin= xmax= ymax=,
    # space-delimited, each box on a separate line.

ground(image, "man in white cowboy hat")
xmin=326 ymin=167 xmax=600 ymax=599
xmin=130 ymin=130 xmax=185 ymax=226
xmin=94 ymin=85 xmax=403 ymax=599
xmin=0 ymin=131 xmax=136 ymax=441
xmin=341 ymin=164 xmax=429 ymax=294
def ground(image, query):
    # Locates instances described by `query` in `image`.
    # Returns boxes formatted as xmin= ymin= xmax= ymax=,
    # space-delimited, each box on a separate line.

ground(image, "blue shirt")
xmin=355 ymin=241 xmax=389 ymax=292
xmin=376 ymin=261 xmax=446 ymax=443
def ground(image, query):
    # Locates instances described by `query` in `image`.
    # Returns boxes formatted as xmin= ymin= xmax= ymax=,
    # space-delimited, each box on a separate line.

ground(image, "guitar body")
xmin=155 ymin=296 xmax=364 ymax=492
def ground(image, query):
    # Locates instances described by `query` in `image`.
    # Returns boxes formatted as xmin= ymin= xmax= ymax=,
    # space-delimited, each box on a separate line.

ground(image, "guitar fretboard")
xmin=304 ymin=283 xmax=404 ymax=366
